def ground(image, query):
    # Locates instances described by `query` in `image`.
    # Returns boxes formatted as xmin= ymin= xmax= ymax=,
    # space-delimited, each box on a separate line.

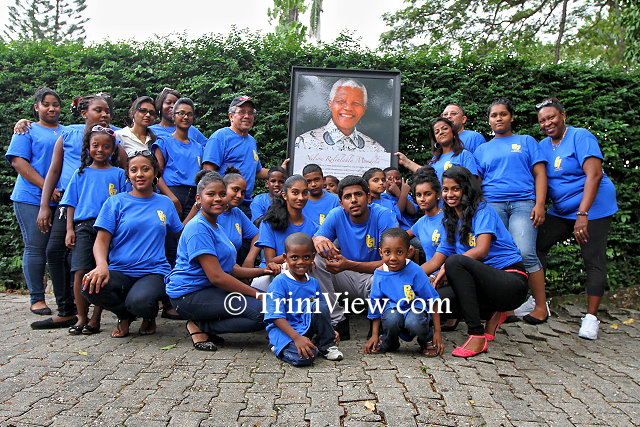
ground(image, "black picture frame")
xmin=287 ymin=67 xmax=401 ymax=180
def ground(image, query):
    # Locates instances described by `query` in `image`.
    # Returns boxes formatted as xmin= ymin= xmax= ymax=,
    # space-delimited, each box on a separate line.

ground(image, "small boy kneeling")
xmin=364 ymin=228 xmax=444 ymax=356
xmin=264 ymin=232 xmax=343 ymax=366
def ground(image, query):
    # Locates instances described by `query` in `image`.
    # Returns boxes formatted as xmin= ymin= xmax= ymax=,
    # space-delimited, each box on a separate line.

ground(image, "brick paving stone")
xmin=273 ymin=403 xmax=307 ymax=426
xmin=238 ymin=392 xmax=278 ymax=417
xmin=340 ymin=401 xmax=383 ymax=423
xmin=338 ymin=380 xmax=375 ymax=402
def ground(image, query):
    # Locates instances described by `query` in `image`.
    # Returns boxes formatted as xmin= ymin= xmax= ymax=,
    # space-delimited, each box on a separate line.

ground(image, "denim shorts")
xmin=70 ymin=219 xmax=97 ymax=272
xmin=489 ymin=200 xmax=542 ymax=273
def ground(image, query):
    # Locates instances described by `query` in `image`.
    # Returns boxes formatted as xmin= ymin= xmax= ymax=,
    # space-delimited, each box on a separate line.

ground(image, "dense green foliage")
xmin=0 ymin=34 xmax=638 ymax=296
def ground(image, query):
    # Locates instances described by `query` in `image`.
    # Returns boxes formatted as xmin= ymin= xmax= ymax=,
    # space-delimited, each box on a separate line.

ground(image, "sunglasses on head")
xmin=127 ymin=150 xmax=153 ymax=159
xmin=91 ymin=125 xmax=115 ymax=136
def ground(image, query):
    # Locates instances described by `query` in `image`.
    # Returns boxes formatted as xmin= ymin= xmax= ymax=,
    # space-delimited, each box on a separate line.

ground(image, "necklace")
xmin=551 ymin=127 xmax=568 ymax=151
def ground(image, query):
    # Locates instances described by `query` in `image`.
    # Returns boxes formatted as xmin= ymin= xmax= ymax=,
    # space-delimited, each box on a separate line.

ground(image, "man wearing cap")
xmin=441 ymin=104 xmax=486 ymax=153
xmin=295 ymin=78 xmax=387 ymax=152
xmin=203 ymin=96 xmax=285 ymax=217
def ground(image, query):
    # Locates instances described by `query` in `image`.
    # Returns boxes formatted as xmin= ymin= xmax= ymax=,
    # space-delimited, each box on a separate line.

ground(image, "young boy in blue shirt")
xmin=364 ymin=228 xmax=444 ymax=356
xmin=264 ymin=232 xmax=343 ymax=366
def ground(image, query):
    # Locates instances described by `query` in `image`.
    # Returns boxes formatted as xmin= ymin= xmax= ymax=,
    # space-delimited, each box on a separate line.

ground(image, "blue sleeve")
xmin=250 ymin=195 xmax=266 ymax=220
xmin=412 ymin=265 xmax=440 ymax=302
xmin=575 ymin=128 xmax=604 ymax=166
xmin=460 ymin=150 xmax=478 ymax=175
xmin=239 ymin=210 xmax=259 ymax=239
xmin=256 ymin=221 xmax=277 ymax=250
xmin=367 ymin=272 xmax=384 ymax=319
xmin=377 ymin=206 xmax=399 ymax=233
xmin=526 ymin=135 xmax=546 ymax=167
xmin=5 ymin=132 xmax=33 ymax=162
xmin=264 ymin=276 xmax=288 ymax=321
xmin=473 ymin=205 xmax=498 ymax=237
xmin=191 ymin=126 xmax=208 ymax=146
xmin=163 ymin=197 xmax=184 ymax=234
xmin=118 ymin=169 xmax=128 ymax=192
xmin=203 ymin=133 xmax=223 ymax=167
xmin=60 ymin=171 xmax=80 ymax=208
xmin=184 ymin=228 xmax=218 ymax=263
xmin=314 ymin=207 xmax=339 ymax=241
xmin=151 ymin=138 xmax=169 ymax=162
xmin=94 ymin=197 xmax=117 ymax=234
xmin=473 ymin=147 xmax=486 ymax=177
xmin=436 ymin=234 xmax=455 ymax=256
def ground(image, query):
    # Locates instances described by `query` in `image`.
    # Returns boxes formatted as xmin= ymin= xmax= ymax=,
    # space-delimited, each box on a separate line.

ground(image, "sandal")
xmin=485 ymin=311 xmax=507 ymax=342
xmin=82 ymin=324 xmax=101 ymax=335
xmin=68 ymin=324 xmax=85 ymax=335
xmin=420 ymin=341 xmax=439 ymax=357
xmin=441 ymin=318 xmax=460 ymax=332
xmin=186 ymin=321 xmax=217 ymax=351
xmin=111 ymin=319 xmax=130 ymax=338
xmin=452 ymin=335 xmax=488 ymax=358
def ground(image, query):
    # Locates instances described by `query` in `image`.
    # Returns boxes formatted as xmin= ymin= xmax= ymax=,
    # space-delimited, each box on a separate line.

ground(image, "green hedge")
xmin=1 ymin=33 xmax=638 ymax=295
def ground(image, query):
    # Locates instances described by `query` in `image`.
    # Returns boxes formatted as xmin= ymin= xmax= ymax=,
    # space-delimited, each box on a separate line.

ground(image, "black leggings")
xmin=536 ymin=215 xmax=612 ymax=297
xmin=445 ymin=255 xmax=528 ymax=336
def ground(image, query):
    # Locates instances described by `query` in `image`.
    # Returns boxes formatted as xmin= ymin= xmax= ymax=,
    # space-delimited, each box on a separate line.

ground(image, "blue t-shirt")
xmin=264 ymin=272 xmax=321 ymax=356
xmin=149 ymin=124 xmax=208 ymax=147
xmin=218 ymin=207 xmax=259 ymax=250
xmin=94 ymin=192 xmax=183 ymax=277
xmin=152 ymin=135 xmax=203 ymax=187
xmin=250 ymin=192 xmax=273 ymax=222
xmin=437 ymin=203 xmax=522 ymax=269
xmin=315 ymin=204 xmax=399 ymax=263
xmin=203 ymin=127 xmax=263 ymax=201
xmin=430 ymin=150 xmax=478 ymax=181
xmin=60 ymin=167 xmax=127 ymax=221
xmin=256 ymin=216 xmax=319 ymax=267
xmin=459 ymin=130 xmax=486 ymax=154
xmin=474 ymin=134 xmax=546 ymax=202
xmin=540 ymin=127 xmax=618 ymax=220
xmin=165 ymin=212 xmax=237 ymax=298
xmin=410 ymin=211 xmax=445 ymax=261
xmin=6 ymin=123 xmax=65 ymax=206
xmin=368 ymin=261 xmax=440 ymax=319
xmin=302 ymin=190 xmax=340 ymax=226
xmin=381 ymin=192 xmax=417 ymax=230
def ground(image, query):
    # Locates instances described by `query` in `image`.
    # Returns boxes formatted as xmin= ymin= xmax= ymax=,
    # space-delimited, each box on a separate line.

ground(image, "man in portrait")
xmin=295 ymin=78 xmax=387 ymax=152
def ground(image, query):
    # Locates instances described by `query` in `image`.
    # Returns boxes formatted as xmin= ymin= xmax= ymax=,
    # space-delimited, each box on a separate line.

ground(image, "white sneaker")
xmin=514 ymin=296 xmax=536 ymax=317
xmin=579 ymin=314 xmax=600 ymax=340
xmin=321 ymin=346 xmax=344 ymax=361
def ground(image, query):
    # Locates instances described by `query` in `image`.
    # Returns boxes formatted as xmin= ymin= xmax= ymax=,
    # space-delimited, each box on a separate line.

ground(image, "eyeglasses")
xmin=137 ymin=107 xmax=157 ymax=117
xmin=233 ymin=109 xmax=256 ymax=117
xmin=128 ymin=150 xmax=153 ymax=159
xmin=174 ymin=111 xmax=195 ymax=118
xmin=535 ymin=100 xmax=554 ymax=109
xmin=91 ymin=125 xmax=115 ymax=136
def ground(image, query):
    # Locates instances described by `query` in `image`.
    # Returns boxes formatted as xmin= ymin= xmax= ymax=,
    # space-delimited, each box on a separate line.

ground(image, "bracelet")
xmin=577 ymin=211 xmax=589 ymax=216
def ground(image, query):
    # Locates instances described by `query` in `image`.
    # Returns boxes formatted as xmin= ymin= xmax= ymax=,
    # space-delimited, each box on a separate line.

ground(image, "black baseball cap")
xmin=229 ymin=95 xmax=255 ymax=109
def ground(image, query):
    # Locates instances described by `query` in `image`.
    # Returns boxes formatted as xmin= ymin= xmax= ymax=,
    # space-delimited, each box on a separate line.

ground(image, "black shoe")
xmin=31 ymin=316 xmax=78 ymax=330
xmin=30 ymin=307 xmax=52 ymax=316
xmin=335 ymin=318 xmax=350 ymax=341
xmin=441 ymin=318 xmax=460 ymax=332
xmin=161 ymin=308 xmax=184 ymax=320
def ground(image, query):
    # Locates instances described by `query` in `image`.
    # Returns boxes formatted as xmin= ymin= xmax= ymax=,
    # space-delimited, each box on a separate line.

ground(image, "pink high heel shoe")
xmin=485 ymin=311 xmax=507 ymax=342
xmin=451 ymin=335 xmax=488 ymax=358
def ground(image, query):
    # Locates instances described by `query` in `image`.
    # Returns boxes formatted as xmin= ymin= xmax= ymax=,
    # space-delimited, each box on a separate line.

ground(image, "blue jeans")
xmin=380 ymin=308 xmax=432 ymax=351
xmin=277 ymin=301 xmax=334 ymax=367
xmin=14 ymin=202 xmax=74 ymax=315
xmin=82 ymin=271 xmax=165 ymax=320
xmin=489 ymin=200 xmax=542 ymax=273
xmin=171 ymin=286 xmax=265 ymax=335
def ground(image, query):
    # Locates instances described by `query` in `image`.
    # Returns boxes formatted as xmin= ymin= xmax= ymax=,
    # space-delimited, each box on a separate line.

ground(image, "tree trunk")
xmin=554 ymin=0 xmax=569 ymax=64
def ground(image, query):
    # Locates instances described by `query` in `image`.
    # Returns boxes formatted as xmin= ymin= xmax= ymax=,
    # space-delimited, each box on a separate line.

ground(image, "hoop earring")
xmin=195 ymin=202 xmax=202 ymax=210
xmin=434 ymin=143 xmax=441 ymax=150
xmin=153 ymin=177 xmax=159 ymax=186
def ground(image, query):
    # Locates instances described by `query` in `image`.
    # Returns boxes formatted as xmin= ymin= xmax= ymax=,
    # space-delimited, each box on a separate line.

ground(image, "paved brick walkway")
xmin=1 ymin=293 xmax=639 ymax=426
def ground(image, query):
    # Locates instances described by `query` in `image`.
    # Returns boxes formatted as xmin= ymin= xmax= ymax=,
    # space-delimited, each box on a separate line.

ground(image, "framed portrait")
xmin=287 ymin=67 xmax=401 ymax=180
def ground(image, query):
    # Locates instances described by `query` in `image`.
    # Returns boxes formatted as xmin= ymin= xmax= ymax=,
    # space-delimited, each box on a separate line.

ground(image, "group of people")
xmin=6 ymin=83 xmax=617 ymax=366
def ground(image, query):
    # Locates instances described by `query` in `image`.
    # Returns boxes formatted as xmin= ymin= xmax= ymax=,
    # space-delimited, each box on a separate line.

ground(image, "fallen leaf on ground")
xmin=623 ymin=319 xmax=635 ymax=325
xmin=364 ymin=401 xmax=376 ymax=411
xmin=469 ymin=400 xmax=475 ymax=404
xmin=160 ymin=344 xmax=177 ymax=350
xmin=78 ymin=350 xmax=88 ymax=355
xmin=610 ymin=323 xmax=619 ymax=329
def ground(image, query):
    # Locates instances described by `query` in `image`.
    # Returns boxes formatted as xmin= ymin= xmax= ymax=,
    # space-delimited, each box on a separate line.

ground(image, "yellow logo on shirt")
xmin=431 ymin=229 xmax=440 ymax=246
xmin=319 ymin=214 xmax=326 ymax=224
xmin=511 ymin=144 xmax=521 ymax=152
xmin=253 ymin=150 xmax=259 ymax=162
xmin=444 ymin=161 xmax=452 ymax=170
xmin=404 ymin=284 xmax=415 ymax=301
xmin=554 ymin=156 xmax=563 ymax=171
xmin=108 ymin=183 xmax=117 ymax=196
xmin=157 ymin=210 xmax=166 ymax=224
xmin=366 ymin=234 xmax=375 ymax=249
xmin=235 ymin=223 xmax=242 ymax=235
xmin=197 ymin=156 xmax=201 ymax=166
xmin=468 ymin=233 xmax=476 ymax=247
